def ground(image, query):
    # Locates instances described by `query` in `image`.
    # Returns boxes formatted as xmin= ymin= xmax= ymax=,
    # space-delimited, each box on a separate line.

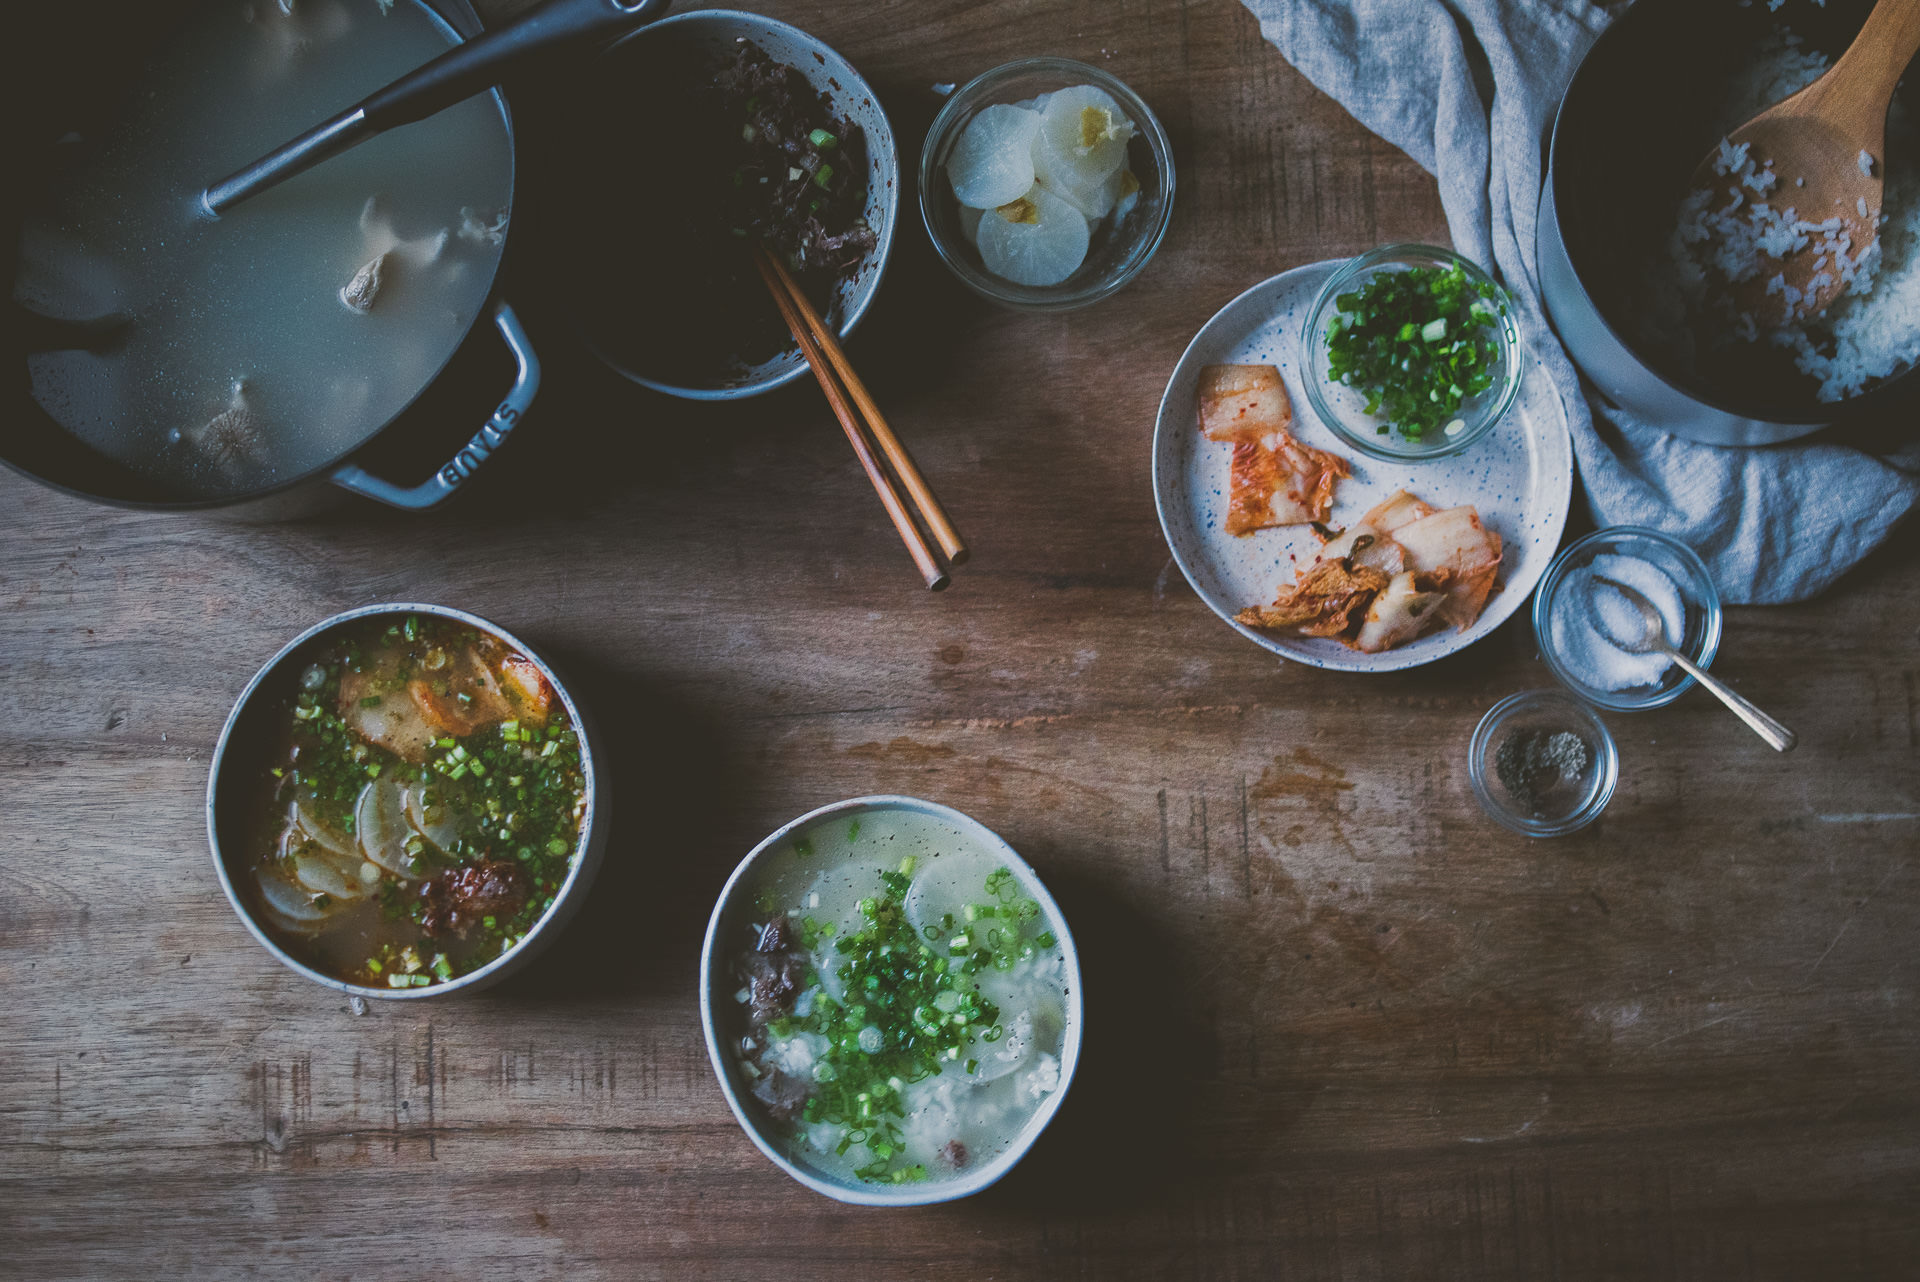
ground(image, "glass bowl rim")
xmin=917 ymin=55 xmax=1175 ymax=312
xmin=1530 ymin=524 xmax=1725 ymax=711
xmin=1297 ymin=241 xmax=1525 ymax=462
xmin=1468 ymin=688 xmax=1621 ymax=837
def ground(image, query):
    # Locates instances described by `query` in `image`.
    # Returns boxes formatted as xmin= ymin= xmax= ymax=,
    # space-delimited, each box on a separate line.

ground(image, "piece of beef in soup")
xmin=736 ymin=917 xmax=814 ymax=1118
xmin=749 ymin=1066 xmax=814 ymax=1122
xmin=744 ymin=917 xmax=809 ymax=1026
xmin=420 ymin=859 xmax=530 ymax=937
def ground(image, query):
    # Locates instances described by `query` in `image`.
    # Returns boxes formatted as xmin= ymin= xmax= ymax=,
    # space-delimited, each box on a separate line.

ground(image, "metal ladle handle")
xmin=1665 ymin=647 xmax=1798 ymax=752
xmin=330 ymin=298 xmax=538 ymax=510
xmin=202 ymin=0 xmax=670 ymax=215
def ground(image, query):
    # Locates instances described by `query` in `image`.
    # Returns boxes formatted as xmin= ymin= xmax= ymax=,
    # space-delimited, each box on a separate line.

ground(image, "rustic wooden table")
xmin=5 ymin=1 xmax=1919 ymax=1277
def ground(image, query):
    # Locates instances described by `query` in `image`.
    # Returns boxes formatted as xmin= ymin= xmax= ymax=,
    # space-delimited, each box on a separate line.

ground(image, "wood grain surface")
xmin=4 ymin=1 xmax=1919 ymax=1278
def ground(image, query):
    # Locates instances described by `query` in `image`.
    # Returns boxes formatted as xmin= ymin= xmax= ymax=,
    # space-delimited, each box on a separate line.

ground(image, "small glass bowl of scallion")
xmin=1299 ymin=244 xmax=1524 ymax=461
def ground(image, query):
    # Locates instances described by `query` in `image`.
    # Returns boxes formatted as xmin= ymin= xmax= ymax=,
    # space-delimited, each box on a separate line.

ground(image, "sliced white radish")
xmin=956 ymin=203 xmax=984 ymax=247
xmin=903 ymin=873 xmax=943 ymax=939
xmin=355 ymin=778 xmax=419 ymax=877
xmin=255 ymin=863 xmax=332 ymax=928
xmin=289 ymin=846 xmax=366 ymax=900
xmin=975 ymin=185 xmax=1090 ymax=287
xmin=1042 ymin=164 xmax=1125 ymax=222
xmin=288 ymin=797 xmax=354 ymax=857
xmin=1030 ymin=86 xmax=1134 ymax=195
xmin=947 ymin=104 xmax=1042 ymax=209
xmin=965 ymin=1008 xmax=1035 ymax=1083
xmin=405 ymin=784 xmax=463 ymax=854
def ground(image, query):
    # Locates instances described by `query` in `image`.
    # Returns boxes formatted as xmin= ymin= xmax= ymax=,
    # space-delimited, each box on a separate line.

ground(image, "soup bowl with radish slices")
xmin=701 ymin=796 xmax=1084 ymax=1205
xmin=208 ymin=603 xmax=608 ymax=998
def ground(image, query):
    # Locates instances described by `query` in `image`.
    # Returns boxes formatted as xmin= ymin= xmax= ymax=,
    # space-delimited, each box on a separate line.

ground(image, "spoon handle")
xmin=1809 ymin=0 xmax=1920 ymax=123
xmin=1666 ymin=649 xmax=1797 ymax=752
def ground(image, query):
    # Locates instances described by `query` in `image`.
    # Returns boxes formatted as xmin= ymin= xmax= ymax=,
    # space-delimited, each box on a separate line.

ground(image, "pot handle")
xmin=330 ymin=298 xmax=539 ymax=510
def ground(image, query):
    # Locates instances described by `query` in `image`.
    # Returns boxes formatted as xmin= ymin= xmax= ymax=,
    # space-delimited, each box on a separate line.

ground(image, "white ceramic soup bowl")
xmin=207 ymin=603 xmax=609 ymax=999
xmin=700 ymin=796 xmax=1084 ymax=1206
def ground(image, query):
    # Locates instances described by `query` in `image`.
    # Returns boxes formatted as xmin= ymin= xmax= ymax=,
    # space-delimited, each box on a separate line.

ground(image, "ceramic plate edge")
xmin=1151 ymin=259 xmax=1575 ymax=673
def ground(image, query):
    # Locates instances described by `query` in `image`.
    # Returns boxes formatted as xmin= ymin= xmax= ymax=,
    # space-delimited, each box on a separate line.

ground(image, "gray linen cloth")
xmin=1242 ymin=0 xmax=1920 ymax=603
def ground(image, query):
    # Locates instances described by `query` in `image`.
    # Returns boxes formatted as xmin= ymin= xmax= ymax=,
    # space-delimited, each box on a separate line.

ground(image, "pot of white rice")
xmin=1539 ymin=0 xmax=1920 ymax=446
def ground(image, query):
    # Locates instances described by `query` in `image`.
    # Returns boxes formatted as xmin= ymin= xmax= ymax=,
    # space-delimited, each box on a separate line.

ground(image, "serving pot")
xmin=1538 ymin=0 xmax=1920 ymax=447
xmin=207 ymin=602 xmax=610 ymax=998
xmin=3 ymin=0 xmax=661 ymax=517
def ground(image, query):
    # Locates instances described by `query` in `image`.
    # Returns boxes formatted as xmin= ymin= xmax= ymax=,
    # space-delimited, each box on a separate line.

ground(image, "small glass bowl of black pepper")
xmin=1468 ymin=689 xmax=1618 ymax=837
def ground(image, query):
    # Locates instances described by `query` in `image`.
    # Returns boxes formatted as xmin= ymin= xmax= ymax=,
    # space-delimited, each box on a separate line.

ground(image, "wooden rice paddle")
xmin=751 ymin=245 xmax=962 ymax=591
xmin=1688 ymin=0 xmax=1920 ymax=325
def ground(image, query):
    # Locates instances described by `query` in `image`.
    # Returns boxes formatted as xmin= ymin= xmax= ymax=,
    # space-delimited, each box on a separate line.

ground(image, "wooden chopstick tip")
xmin=754 ymin=240 xmax=965 ymax=591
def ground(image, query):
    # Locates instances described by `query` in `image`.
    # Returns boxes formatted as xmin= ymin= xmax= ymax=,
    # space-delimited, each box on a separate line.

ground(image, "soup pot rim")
xmin=206 ymin=601 xmax=608 ymax=999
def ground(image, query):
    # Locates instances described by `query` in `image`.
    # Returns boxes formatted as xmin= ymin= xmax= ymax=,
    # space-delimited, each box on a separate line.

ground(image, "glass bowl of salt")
xmin=1531 ymin=526 xmax=1723 ymax=711
xmin=1469 ymin=690 xmax=1619 ymax=837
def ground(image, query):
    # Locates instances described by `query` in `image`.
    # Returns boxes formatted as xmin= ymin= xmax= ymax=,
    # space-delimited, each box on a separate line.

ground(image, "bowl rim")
xmin=1530 ymin=524 xmax=1724 ymax=710
xmin=580 ymin=9 xmax=900 ymax=399
xmin=205 ymin=602 xmax=607 ymax=999
xmin=918 ymin=55 xmax=1175 ymax=312
xmin=1468 ymin=688 xmax=1621 ymax=837
xmin=1297 ymin=242 xmax=1526 ymax=462
xmin=698 ymin=794 xmax=1085 ymax=1206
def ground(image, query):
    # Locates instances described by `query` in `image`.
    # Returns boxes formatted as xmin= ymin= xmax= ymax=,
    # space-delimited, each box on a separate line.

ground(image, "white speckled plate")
xmin=1152 ymin=260 xmax=1573 ymax=672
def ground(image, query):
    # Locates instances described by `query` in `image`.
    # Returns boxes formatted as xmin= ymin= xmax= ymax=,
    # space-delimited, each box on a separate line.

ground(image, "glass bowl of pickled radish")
xmin=919 ymin=57 xmax=1174 ymax=310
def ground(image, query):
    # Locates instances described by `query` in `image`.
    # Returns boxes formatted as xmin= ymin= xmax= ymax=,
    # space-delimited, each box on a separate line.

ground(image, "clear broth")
xmin=237 ymin=615 xmax=586 ymax=989
xmin=726 ymin=809 xmax=1071 ymax=1186
xmin=14 ymin=0 xmax=512 ymax=498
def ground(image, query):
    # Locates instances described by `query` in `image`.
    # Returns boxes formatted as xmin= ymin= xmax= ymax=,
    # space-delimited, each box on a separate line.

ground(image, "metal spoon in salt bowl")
xmin=1589 ymin=575 xmax=1797 ymax=752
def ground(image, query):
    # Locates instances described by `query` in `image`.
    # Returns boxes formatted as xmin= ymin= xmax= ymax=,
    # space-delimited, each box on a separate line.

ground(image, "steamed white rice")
xmin=1638 ymin=30 xmax=1919 ymax=402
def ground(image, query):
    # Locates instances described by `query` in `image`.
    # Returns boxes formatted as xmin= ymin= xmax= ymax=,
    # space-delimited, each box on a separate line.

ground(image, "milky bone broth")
xmin=730 ymin=806 xmax=1071 ymax=1186
xmin=13 ymin=0 xmax=511 ymax=499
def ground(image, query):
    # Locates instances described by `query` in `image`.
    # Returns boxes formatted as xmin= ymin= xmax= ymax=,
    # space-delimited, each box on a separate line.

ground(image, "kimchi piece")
xmin=1234 ymin=486 xmax=1502 ymax=652
xmin=1390 ymin=504 xmax=1502 ymax=630
xmin=1197 ymin=363 xmax=1349 ymax=536
xmin=1235 ymin=557 xmax=1389 ymax=638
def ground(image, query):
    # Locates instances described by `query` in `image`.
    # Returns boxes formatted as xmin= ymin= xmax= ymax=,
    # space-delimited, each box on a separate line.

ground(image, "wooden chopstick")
xmin=751 ymin=245 xmax=950 ymax=591
xmin=758 ymin=249 xmax=969 ymax=568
